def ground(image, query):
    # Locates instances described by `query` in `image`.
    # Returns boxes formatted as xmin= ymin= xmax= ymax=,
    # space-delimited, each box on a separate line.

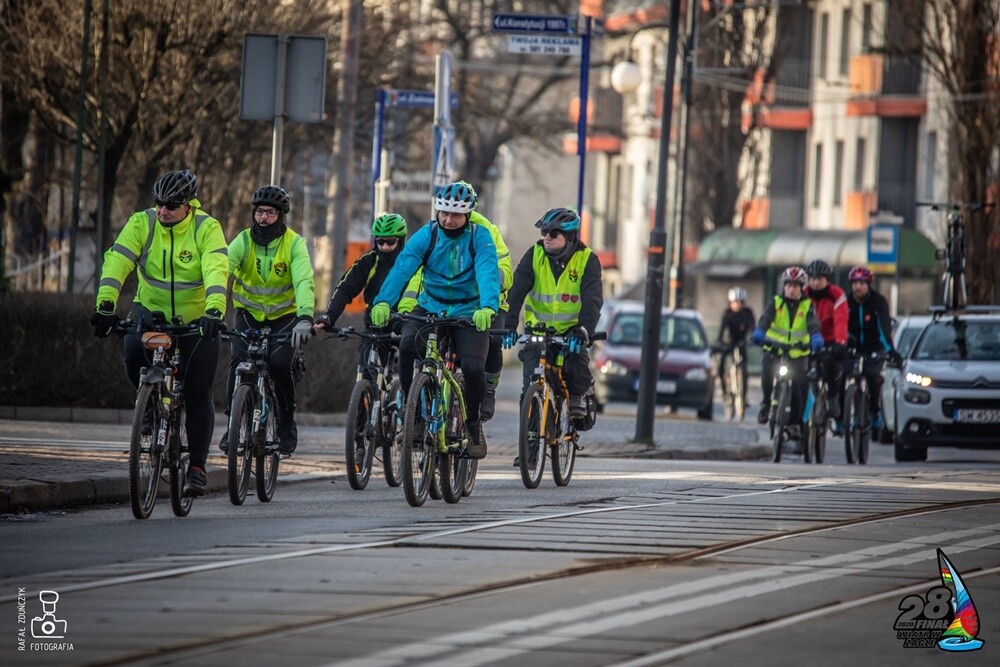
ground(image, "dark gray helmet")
xmin=252 ymin=185 xmax=290 ymax=214
xmin=152 ymin=169 xmax=198 ymax=204
xmin=806 ymin=259 xmax=832 ymax=278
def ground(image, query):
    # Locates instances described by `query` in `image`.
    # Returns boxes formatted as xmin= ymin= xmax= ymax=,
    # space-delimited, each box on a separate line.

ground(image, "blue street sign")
xmin=386 ymin=89 xmax=459 ymax=109
xmin=491 ymin=13 xmax=576 ymax=34
xmin=867 ymin=223 xmax=900 ymax=273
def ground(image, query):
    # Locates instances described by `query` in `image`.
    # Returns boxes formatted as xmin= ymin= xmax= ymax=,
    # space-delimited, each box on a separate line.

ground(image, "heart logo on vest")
xmin=560 ymin=293 xmax=580 ymax=303
xmin=178 ymin=250 xmax=193 ymax=263
xmin=274 ymin=262 xmax=288 ymax=277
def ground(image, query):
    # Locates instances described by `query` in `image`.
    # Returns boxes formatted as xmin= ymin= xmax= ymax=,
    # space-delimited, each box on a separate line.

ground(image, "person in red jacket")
xmin=804 ymin=260 xmax=848 ymax=423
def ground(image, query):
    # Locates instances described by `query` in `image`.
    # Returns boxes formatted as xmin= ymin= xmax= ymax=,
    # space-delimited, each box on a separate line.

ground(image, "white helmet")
xmin=727 ymin=287 xmax=747 ymax=303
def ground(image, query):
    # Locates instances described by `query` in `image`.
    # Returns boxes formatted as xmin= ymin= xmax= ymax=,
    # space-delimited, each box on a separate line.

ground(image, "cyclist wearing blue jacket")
xmin=370 ymin=182 xmax=500 ymax=459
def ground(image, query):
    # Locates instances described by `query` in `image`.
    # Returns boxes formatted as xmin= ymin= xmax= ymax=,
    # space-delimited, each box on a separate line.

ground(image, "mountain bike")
xmin=117 ymin=318 xmax=201 ymax=520
xmin=803 ymin=346 xmax=838 ymax=464
xmin=916 ymin=201 xmax=982 ymax=310
xmin=515 ymin=326 xmax=606 ymax=489
xmin=713 ymin=343 xmax=746 ymax=421
xmin=395 ymin=313 xmax=479 ymax=507
xmin=843 ymin=349 xmax=884 ymax=465
xmin=759 ymin=340 xmax=810 ymax=463
xmin=220 ymin=328 xmax=302 ymax=504
xmin=329 ymin=327 xmax=403 ymax=490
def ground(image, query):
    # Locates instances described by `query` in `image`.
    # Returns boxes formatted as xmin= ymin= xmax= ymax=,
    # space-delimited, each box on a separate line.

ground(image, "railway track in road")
xmin=5 ymin=474 xmax=999 ymax=665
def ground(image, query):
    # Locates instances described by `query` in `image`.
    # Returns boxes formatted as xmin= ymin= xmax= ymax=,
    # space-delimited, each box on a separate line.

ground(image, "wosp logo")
xmin=178 ymin=250 xmax=193 ymax=263
xmin=274 ymin=262 xmax=288 ymax=277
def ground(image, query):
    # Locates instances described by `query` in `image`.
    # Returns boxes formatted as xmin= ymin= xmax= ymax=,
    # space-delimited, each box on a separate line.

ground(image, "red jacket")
xmin=805 ymin=284 xmax=848 ymax=344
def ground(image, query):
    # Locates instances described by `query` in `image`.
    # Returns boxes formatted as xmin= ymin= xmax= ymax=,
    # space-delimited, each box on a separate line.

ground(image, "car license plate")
xmin=656 ymin=380 xmax=677 ymax=394
xmin=954 ymin=408 xmax=1000 ymax=423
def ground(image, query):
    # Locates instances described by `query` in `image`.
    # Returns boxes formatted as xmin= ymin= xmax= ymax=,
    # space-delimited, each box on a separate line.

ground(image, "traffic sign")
xmin=507 ymin=34 xmax=582 ymax=56
xmin=491 ymin=13 xmax=576 ymax=34
xmin=432 ymin=125 xmax=456 ymax=194
xmin=386 ymin=89 xmax=459 ymax=109
xmin=867 ymin=223 xmax=900 ymax=274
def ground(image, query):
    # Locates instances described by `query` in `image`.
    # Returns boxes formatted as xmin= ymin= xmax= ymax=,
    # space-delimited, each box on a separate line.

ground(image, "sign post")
xmin=868 ymin=211 xmax=904 ymax=316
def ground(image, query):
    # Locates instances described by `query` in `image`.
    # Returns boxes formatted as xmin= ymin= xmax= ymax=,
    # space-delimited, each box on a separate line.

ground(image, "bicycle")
xmin=116 ymin=318 xmax=201 ymax=520
xmin=514 ymin=326 xmax=605 ymax=489
xmin=916 ymin=201 xmax=981 ymax=310
xmin=802 ymin=346 xmax=839 ymax=464
xmin=395 ymin=313 xmax=479 ymax=507
xmin=220 ymin=328 xmax=302 ymax=504
xmin=713 ymin=343 xmax=747 ymax=421
xmin=843 ymin=348 xmax=884 ymax=465
xmin=758 ymin=340 xmax=810 ymax=463
xmin=328 ymin=327 xmax=404 ymax=490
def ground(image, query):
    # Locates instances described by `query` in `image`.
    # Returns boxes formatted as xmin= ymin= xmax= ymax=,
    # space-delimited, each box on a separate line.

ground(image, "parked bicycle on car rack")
xmin=220 ymin=328 xmax=302 ymax=504
xmin=116 ymin=318 xmax=201 ymax=520
xmin=515 ymin=326 xmax=605 ymax=489
xmin=328 ymin=327 xmax=404 ymax=490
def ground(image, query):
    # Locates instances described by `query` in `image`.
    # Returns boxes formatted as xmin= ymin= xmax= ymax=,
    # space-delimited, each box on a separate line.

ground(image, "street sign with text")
xmin=507 ymin=34 xmax=582 ymax=56
xmin=386 ymin=89 xmax=459 ymax=109
xmin=867 ymin=223 xmax=900 ymax=274
xmin=491 ymin=13 xmax=576 ymax=34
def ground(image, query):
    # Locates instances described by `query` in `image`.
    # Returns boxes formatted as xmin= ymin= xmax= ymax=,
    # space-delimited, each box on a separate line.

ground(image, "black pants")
xmin=226 ymin=310 xmax=298 ymax=426
xmin=814 ymin=351 xmax=844 ymax=415
xmin=761 ymin=352 xmax=808 ymax=427
xmin=124 ymin=314 xmax=219 ymax=470
xmin=485 ymin=310 xmax=506 ymax=376
xmin=518 ymin=342 xmax=592 ymax=397
xmin=399 ymin=306 xmax=489 ymax=421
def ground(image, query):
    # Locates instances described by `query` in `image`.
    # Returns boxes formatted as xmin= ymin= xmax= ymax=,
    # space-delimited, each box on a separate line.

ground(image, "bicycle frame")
xmin=523 ymin=331 xmax=574 ymax=448
xmin=417 ymin=327 xmax=467 ymax=454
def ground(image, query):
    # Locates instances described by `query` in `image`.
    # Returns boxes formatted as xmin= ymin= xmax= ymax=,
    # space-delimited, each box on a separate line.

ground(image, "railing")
xmin=4 ymin=240 xmax=71 ymax=292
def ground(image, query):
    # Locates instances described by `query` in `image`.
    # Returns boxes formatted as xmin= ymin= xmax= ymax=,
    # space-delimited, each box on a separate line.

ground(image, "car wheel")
xmin=697 ymin=402 xmax=713 ymax=421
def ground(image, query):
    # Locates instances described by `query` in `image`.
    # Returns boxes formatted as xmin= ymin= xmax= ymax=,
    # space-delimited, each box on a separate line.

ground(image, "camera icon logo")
xmin=30 ymin=590 xmax=67 ymax=639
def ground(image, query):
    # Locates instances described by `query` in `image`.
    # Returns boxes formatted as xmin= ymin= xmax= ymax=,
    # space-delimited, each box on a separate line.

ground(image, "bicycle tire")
xmin=771 ymin=381 xmax=789 ymax=463
xmin=806 ymin=386 xmax=827 ymax=464
xmin=129 ymin=383 xmax=163 ymax=520
xmin=844 ymin=385 xmax=857 ymax=464
xmin=345 ymin=380 xmax=376 ymax=490
xmin=381 ymin=379 xmax=404 ymax=487
xmin=518 ymin=384 xmax=547 ymax=489
xmin=169 ymin=407 xmax=193 ymax=517
xmin=733 ymin=359 xmax=746 ymax=421
xmin=401 ymin=373 xmax=435 ymax=507
xmin=551 ymin=402 xmax=576 ymax=487
xmin=227 ymin=384 xmax=255 ymax=505
xmin=857 ymin=387 xmax=870 ymax=465
xmin=440 ymin=381 xmax=467 ymax=504
xmin=461 ymin=459 xmax=478 ymax=497
xmin=255 ymin=386 xmax=280 ymax=502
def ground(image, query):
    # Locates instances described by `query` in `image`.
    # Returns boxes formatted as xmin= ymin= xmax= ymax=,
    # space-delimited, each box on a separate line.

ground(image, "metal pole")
xmin=634 ymin=0 xmax=683 ymax=444
xmin=67 ymin=0 xmax=93 ymax=293
xmin=93 ymin=0 xmax=110 ymax=292
xmin=670 ymin=1 xmax=698 ymax=309
xmin=576 ymin=16 xmax=592 ymax=213
xmin=432 ymin=50 xmax=454 ymax=199
xmin=370 ymin=87 xmax=385 ymax=219
xmin=270 ymin=35 xmax=288 ymax=186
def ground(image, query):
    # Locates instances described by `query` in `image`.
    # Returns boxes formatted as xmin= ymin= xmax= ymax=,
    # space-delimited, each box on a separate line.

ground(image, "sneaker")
xmin=786 ymin=424 xmax=802 ymax=440
xmin=872 ymin=410 xmax=885 ymax=430
xmin=831 ymin=420 xmax=844 ymax=437
xmin=183 ymin=466 xmax=207 ymax=498
xmin=278 ymin=421 xmax=298 ymax=455
xmin=569 ymin=395 xmax=587 ymax=419
xmin=757 ymin=403 xmax=770 ymax=424
xmin=218 ymin=430 xmax=229 ymax=454
xmin=465 ymin=420 xmax=488 ymax=459
xmin=512 ymin=456 xmax=520 ymax=468
xmin=481 ymin=389 xmax=496 ymax=422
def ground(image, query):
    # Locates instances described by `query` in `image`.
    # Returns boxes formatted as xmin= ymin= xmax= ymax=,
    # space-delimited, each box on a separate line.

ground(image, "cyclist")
xmin=369 ymin=181 xmax=501 ymax=459
xmin=846 ymin=266 xmax=897 ymax=431
xmin=803 ymin=259 xmax=849 ymax=428
xmin=90 ymin=168 xmax=228 ymax=497
xmin=398 ymin=181 xmax=513 ymax=421
xmin=223 ymin=185 xmax=315 ymax=456
xmin=751 ymin=266 xmax=823 ymax=441
xmin=715 ymin=286 xmax=756 ymax=410
xmin=314 ymin=213 xmax=409 ymax=380
xmin=503 ymin=207 xmax=604 ymax=420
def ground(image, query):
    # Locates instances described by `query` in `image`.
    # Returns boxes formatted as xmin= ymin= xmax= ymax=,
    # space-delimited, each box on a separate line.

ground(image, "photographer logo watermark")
xmin=16 ymin=589 xmax=74 ymax=652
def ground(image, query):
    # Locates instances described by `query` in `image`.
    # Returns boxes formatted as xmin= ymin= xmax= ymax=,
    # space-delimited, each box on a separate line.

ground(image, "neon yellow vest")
xmin=231 ymin=229 xmax=298 ymax=320
xmin=524 ymin=244 xmax=592 ymax=334
xmin=764 ymin=295 xmax=812 ymax=358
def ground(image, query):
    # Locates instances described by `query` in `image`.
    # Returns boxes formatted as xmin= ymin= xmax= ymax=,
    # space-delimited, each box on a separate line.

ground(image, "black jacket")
xmin=848 ymin=289 xmax=894 ymax=354
xmin=717 ymin=307 xmax=756 ymax=346
xmin=325 ymin=248 xmax=400 ymax=327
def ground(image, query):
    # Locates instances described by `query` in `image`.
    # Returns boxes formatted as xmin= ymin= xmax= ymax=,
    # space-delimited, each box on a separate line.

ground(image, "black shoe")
xmin=757 ymin=403 xmax=770 ymax=424
xmin=481 ymin=390 xmax=496 ymax=422
xmin=512 ymin=457 xmax=520 ymax=468
xmin=786 ymin=424 xmax=802 ymax=440
xmin=278 ymin=421 xmax=297 ymax=455
xmin=183 ymin=466 xmax=207 ymax=498
xmin=569 ymin=395 xmax=587 ymax=419
xmin=219 ymin=430 xmax=229 ymax=454
xmin=465 ymin=420 xmax=487 ymax=459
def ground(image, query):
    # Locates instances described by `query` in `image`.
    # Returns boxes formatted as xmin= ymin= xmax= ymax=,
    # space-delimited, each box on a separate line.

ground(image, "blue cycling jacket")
xmin=374 ymin=221 xmax=500 ymax=317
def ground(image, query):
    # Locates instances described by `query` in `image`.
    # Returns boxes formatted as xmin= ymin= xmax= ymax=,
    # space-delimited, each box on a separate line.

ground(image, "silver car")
xmin=893 ymin=312 xmax=1000 ymax=461
xmin=878 ymin=315 xmax=932 ymax=444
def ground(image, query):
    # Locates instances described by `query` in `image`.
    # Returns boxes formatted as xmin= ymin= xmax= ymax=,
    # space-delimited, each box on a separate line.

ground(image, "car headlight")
xmin=599 ymin=360 xmax=629 ymax=376
xmin=685 ymin=367 xmax=708 ymax=381
xmin=905 ymin=372 xmax=933 ymax=387
xmin=904 ymin=388 xmax=931 ymax=404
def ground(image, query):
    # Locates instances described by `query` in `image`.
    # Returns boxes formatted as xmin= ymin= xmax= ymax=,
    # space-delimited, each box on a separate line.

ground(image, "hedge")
xmin=0 ymin=291 xmax=359 ymax=412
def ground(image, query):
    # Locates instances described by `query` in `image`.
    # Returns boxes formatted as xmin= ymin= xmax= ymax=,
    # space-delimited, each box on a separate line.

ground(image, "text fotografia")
xmin=16 ymin=588 xmax=74 ymax=652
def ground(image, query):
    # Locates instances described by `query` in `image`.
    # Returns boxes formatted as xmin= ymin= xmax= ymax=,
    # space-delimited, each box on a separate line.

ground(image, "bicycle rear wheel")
xmin=771 ymin=381 xmax=789 ymax=463
xmin=169 ymin=408 xmax=193 ymax=517
xmin=129 ymin=383 xmax=164 ymax=520
xmin=401 ymin=373 xmax=436 ymax=507
xmin=381 ymin=379 xmax=404 ymax=487
xmin=518 ymin=384 xmax=547 ymax=489
xmin=844 ymin=385 xmax=857 ymax=464
xmin=461 ymin=459 xmax=478 ymax=497
xmin=227 ymin=384 xmax=255 ymax=505
xmin=345 ymin=380 xmax=377 ymax=490
xmin=439 ymin=384 xmax=467 ymax=504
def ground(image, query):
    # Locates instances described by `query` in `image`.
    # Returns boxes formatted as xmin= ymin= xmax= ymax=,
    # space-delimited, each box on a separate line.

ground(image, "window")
xmin=834 ymin=140 xmax=844 ymax=206
xmin=861 ymin=4 xmax=872 ymax=53
xmin=813 ymin=143 xmax=824 ymax=207
xmin=854 ymin=137 xmax=867 ymax=190
xmin=840 ymin=9 xmax=851 ymax=76
xmin=819 ymin=13 xmax=830 ymax=79
xmin=924 ymin=131 xmax=937 ymax=198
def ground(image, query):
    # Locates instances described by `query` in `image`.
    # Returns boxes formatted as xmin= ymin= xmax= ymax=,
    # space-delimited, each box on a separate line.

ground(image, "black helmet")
xmin=252 ymin=185 xmax=291 ymax=214
xmin=152 ymin=169 xmax=198 ymax=204
xmin=534 ymin=207 xmax=581 ymax=232
xmin=806 ymin=259 xmax=832 ymax=278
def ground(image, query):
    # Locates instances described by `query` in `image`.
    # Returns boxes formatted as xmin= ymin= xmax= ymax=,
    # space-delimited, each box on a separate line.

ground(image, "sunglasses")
xmin=155 ymin=200 xmax=186 ymax=211
xmin=375 ymin=238 xmax=398 ymax=247
xmin=254 ymin=208 xmax=279 ymax=218
xmin=541 ymin=229 xmax=562 ymax=239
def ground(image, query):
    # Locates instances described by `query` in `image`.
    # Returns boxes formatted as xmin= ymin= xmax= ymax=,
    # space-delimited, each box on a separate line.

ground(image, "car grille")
xmin=933 ymin=377 xmax=1000 ymax=389
xmin=935 ymin=423 xmax=999 ymax=439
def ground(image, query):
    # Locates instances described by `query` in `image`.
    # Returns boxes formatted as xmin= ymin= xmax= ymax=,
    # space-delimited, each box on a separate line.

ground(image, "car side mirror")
xmin=886 ymin=355 xmax=902 ymax=369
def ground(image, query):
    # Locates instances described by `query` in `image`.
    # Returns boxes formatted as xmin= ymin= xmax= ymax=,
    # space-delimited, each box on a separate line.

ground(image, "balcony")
xmin=848 ymin=54 xmax=926 ymax=117
xmin=875 ymin=181 xmax=916 ymax=225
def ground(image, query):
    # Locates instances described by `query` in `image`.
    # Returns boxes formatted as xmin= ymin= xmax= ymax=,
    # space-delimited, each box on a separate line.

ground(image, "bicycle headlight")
xmin=778 ymin=364 xmax=789 ymax=377
xmin=905 ymin=372 xmax=932 ymax=387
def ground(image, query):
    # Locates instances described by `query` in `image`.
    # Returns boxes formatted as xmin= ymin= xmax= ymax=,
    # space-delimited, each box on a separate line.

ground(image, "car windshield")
xmin=896 ymin=326 xmax=924 ymax=358
xmin=608 ymin=313 xmax=705 ymax=350
xmin=912 ymin=320 xmax=1000 ymax=361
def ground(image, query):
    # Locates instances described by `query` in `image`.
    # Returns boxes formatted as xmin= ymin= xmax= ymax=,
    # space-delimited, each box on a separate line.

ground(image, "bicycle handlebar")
xmin=324 ymin=326 xmax=401 ymax=343
xmin=393 ymin=312 xmax=478 ymax=329
xmin=220 ymin=329 xmax=293 ymax=345
xmin=113 ymin=319 xmax=202 ymax=337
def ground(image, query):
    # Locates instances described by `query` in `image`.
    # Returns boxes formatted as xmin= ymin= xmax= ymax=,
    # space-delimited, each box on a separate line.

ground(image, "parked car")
xmin=893 ymin=310 xmax=1000 ymax=461
xmin=877 ymin=315 xmax=932 ymax=444
xmin=591 ymin=301 xmax=714 ymax=420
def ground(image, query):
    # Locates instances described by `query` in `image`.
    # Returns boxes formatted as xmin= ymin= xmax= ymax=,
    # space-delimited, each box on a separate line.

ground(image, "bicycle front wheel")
xmin=856 ymin=389 xmax=870 ymax=465
xmin=844 ymin=385 xmax=857 ymax=464
xmin=129 ymin=383 xmax=164 ymax=520
xmin=169 ymin=407 xmax=193 ymax=517
xmin=518 ymin=384 xmax=547 ymax=489
xmin=461 ymin=459 xmax=478 ymax=497
xmin=732 ymin=360 xmax=746 ymax=421
xmin=345 ymin=380 xmax=377 ymax=490
xmin=381 ymin=379 xmax=404 ymax=487
xmin=551 ymin=403 xmax=576 ymax=487
xmin=256 ymin=387 xmax=280 ymax=502
xmin=771 ymin=381 xmax=789 ymax=463
xmin=227 ymin=384 xmax=255 ymax=505
xmin=401 ymin=373 xmax=436 ymax=507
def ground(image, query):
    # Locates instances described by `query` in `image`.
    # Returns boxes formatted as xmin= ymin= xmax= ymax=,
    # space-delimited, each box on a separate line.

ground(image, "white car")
xmin=878 ymin=315 xmax=932 ymax=444
xmin=893 ymin=311 xmax=1000 ymax=461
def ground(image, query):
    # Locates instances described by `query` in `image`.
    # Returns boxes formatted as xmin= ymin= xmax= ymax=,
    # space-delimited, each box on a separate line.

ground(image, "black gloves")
xmin=90 ymin=301 xmax=117 ymax=338
xmin=199 ymin=308 xmax=224 ymax=340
